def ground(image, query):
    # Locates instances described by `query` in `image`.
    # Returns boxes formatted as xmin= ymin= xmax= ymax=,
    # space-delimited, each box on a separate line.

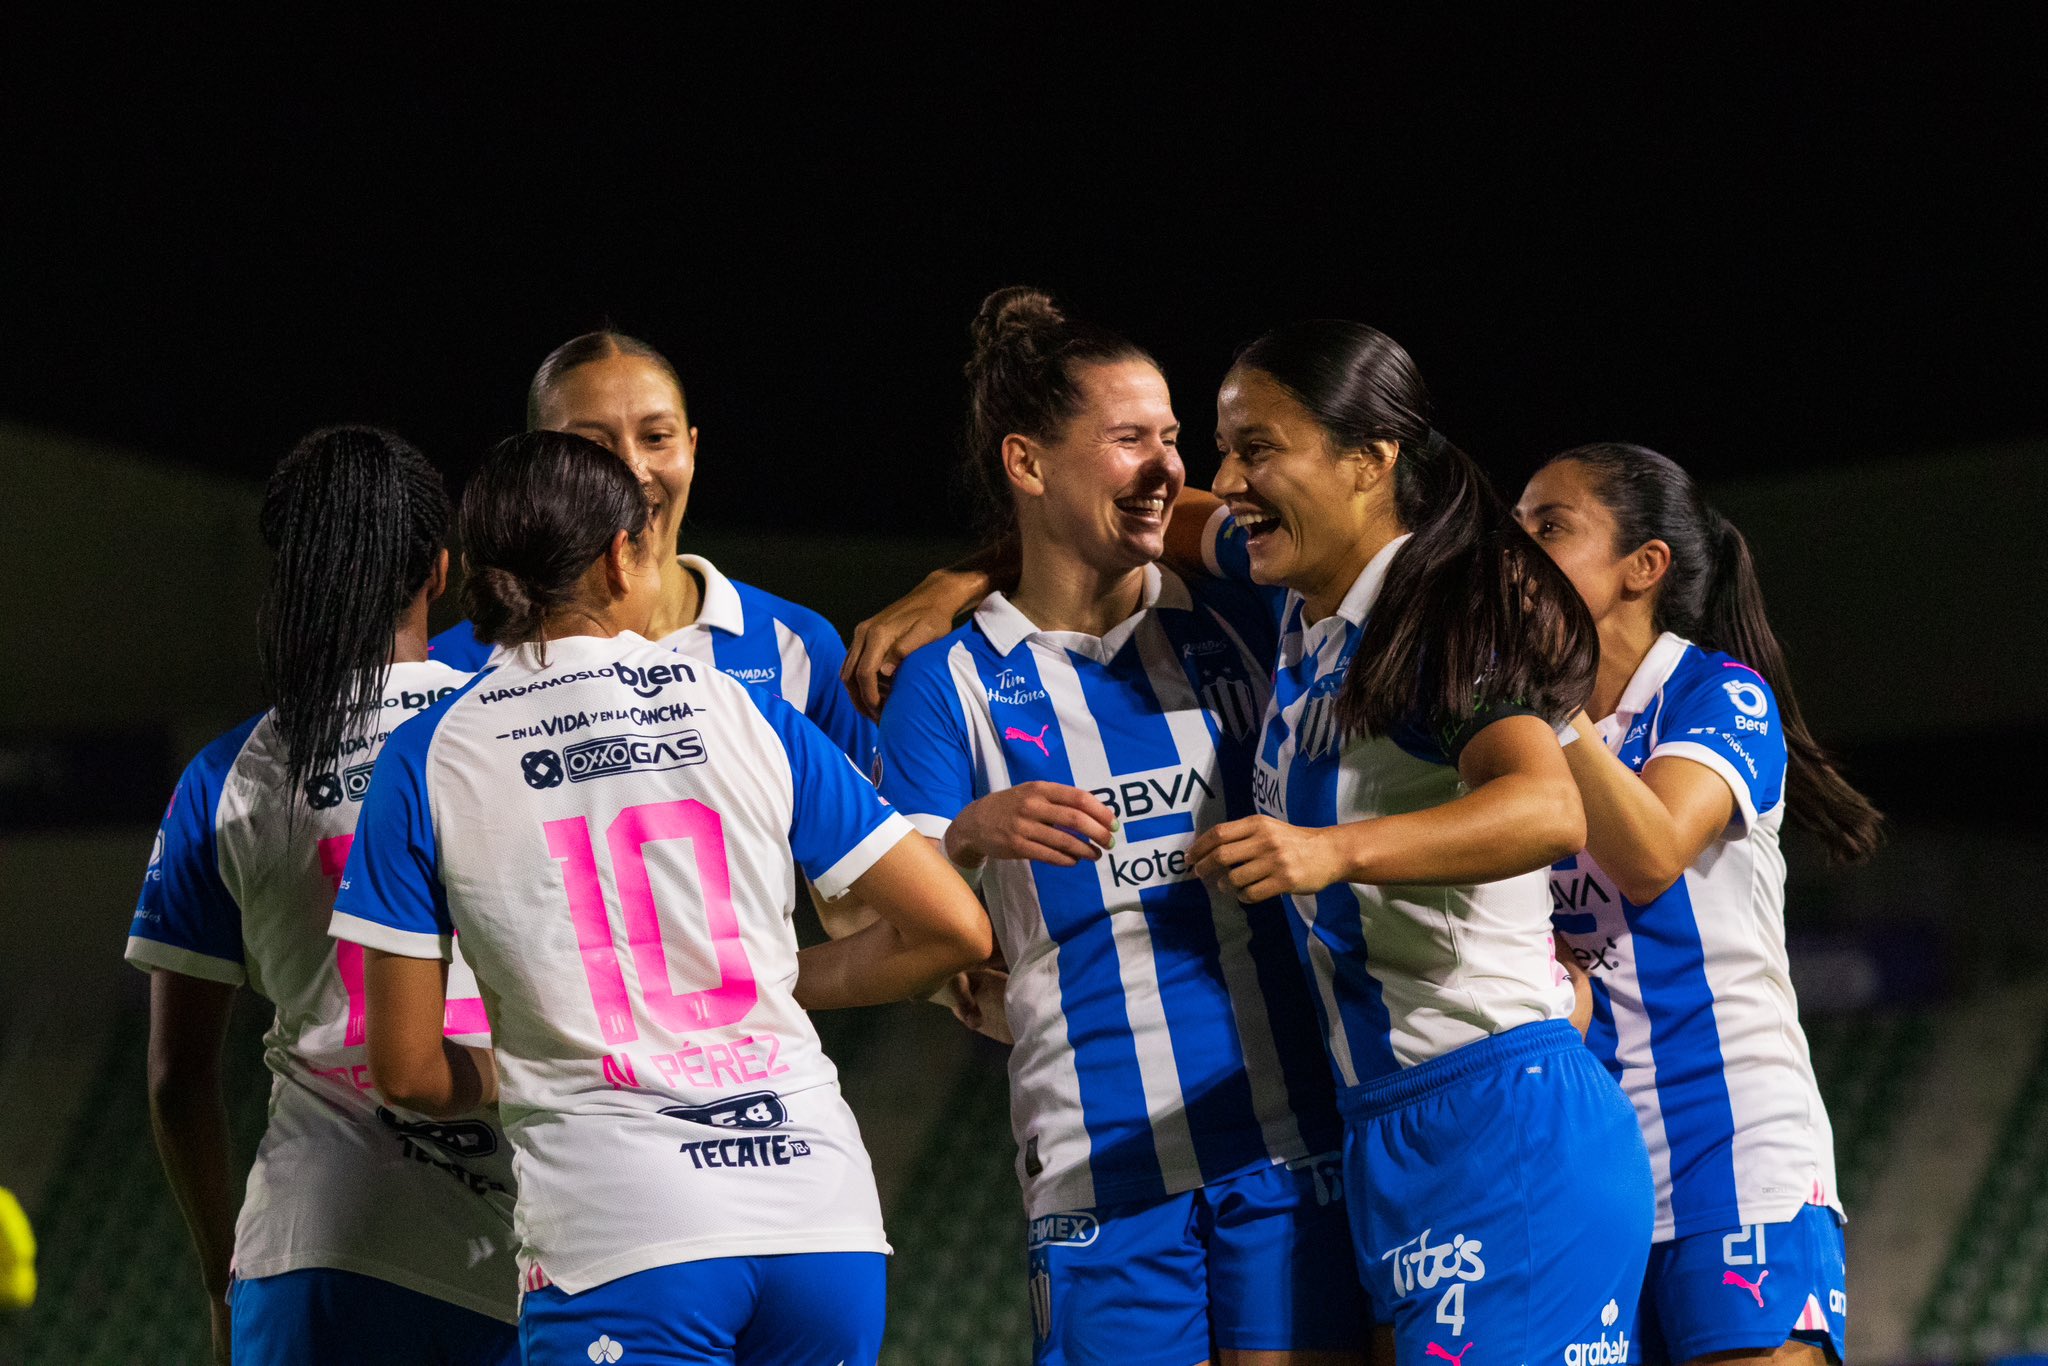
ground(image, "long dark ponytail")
xmin=960 ymin=286 xmax=1156 ymax=540
xmin=1544 ymin=443 xmax=1883 ymax=862
xmin=459 ymin=429 xmax=652 ymax=647
xmin=1233 ymin=321 xmax=1597 ymax=740
xmin=258 ymin=426 xmax=449 ymax=801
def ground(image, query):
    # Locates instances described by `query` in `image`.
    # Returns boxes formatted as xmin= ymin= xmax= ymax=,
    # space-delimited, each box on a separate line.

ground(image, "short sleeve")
xmin=793 ymin=614 xmax=882 ymax=772
xmin=748 ymin=687 xmax=914 ymax=900
xmin=125 ymin=718 xmax=260 ymax=985
xmin=331 ymin=712 xmax=454 ymax=960
xmin=427 ymin=620 xmax=492 ymax=671
xmin=875 ymin=645 xmax=977 ymax=843
xmin=1200 ymin=505 xmax=1288 ymax=623
xmin=1648 ymin=659 xmax=1788 ymax=827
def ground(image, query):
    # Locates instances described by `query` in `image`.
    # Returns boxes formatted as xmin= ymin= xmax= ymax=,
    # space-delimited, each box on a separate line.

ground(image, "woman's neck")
xmin=1588 ymin=609 xmax=1660 ymax=721
xmin=1299 ymin=505 xmax=1405 ymax=625
xmin=644 ymin=554 xmax=702 ymax=640
xmin=1008 ymin=539 xmax=1148 ymax=639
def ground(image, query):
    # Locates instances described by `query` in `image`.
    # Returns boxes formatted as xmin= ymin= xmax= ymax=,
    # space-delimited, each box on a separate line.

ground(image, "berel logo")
xmin=1722 ymin=678 xmax=1768 ymax=719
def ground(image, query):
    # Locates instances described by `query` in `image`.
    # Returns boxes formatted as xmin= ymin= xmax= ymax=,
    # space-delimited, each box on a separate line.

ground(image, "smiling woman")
xmin=427 ymin=331 xmax=877 ymax=767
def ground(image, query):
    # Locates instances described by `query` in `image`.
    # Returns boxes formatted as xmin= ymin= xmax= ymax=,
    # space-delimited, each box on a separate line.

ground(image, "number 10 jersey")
xmin=332 ymin=633 xmax=914 ymax=1295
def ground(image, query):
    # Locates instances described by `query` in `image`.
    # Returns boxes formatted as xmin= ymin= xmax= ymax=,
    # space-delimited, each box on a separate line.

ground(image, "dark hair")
xmin=1543 ymin=443 xmax=1884 ymax=862
xmin=258 ymin=426 xmax=449 ymax=802
xmin=1234 ymin=320 xmax=1597 ymax=740
xmin=459 ymin=429 xmax=652 ymax=647
xmin=960 ymin=286 xmax=1157 ymax=538
xmin=526 ymin=331 xmax=687 ymax=430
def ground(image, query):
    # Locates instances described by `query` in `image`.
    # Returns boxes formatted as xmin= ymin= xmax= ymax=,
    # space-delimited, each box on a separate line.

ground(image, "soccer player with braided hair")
xmin=129 ymin=426 xmax=519 ymax=1366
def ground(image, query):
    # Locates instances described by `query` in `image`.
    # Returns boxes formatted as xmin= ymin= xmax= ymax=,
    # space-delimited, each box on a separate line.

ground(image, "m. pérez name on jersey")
xmin=1089 ymin=765 xmax=1218 ymax=891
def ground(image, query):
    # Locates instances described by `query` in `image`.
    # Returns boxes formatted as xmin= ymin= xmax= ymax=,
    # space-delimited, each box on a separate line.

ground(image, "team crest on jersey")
xmin=660 ymin=1091 xmax=788 ymax=1130
xmin=1200 ymin=676 xmax=1259 ymax=741
xmin=1295 ymin=683 xmax=1346 ymax=760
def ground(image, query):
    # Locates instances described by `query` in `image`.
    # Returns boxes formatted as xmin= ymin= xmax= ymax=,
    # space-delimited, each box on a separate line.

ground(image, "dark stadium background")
xmin=2 ymin=15 xmax=2043 ymax=1365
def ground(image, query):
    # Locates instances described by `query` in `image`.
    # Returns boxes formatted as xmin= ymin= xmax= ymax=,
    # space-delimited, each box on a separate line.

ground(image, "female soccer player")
xmin=127 ymin=427 xmax=518 ymax=1366
xmin=1182 ymin=322 xmax=1654 ymax=1363
xmin=332 ymin=429 xmax=990 ymax=1365
xmin=1514 ymin=444 xmax=1878 ymax=1366
xmin=875 ymin=288 xmax=1364 ymax=1366
xmin=430 ymin=331 xmax=875 ymax=765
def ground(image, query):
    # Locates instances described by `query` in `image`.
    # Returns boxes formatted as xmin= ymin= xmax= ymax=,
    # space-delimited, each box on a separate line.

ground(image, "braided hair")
xmin=258 ymin=426 xmax=449 ymax=802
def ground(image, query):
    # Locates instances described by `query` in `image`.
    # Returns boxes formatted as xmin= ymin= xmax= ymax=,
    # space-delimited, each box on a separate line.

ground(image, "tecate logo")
xmin=562 ymin=729 xmax=708 ymax=783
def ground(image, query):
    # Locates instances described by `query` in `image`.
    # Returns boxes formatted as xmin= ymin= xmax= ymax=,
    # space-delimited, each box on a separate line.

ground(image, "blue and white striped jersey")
xmin=332 ymin=633 xmax=912 ymax=1294
xmin=430 ymin=554 xmax=875 ymax=768
xmin=1211 ymin=521 xmax=1576 ymax=1108
xmin=125 ymin=661 xmax=519 ymax=1321
xmin=1550 ymin=632 xmax=1839 ymax=1239
xmin=877 ymin=564 xmax=1341 ymax=1218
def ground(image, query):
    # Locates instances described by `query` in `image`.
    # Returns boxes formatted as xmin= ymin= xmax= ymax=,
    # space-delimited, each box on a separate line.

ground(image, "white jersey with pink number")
xmin=331 ymin=633 xmax=913 ymax=1295
xmin=126 ymin=660 xmax=520 ymax=1322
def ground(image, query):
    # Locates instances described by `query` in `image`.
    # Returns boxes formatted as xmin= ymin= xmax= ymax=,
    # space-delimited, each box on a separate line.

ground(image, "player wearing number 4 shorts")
xmin=876 ymin=291 xmax=1364 ymax=1364
xmin=1186 ymin=324 xmax=1655 ymax=1363
xmin=127 ymin=428 xmax=518 ymax=1365
xmin=333 ymin=431 xmax=990 ymax=1365
xmin=1516 ymin=445 xmax=1879 ymax=1365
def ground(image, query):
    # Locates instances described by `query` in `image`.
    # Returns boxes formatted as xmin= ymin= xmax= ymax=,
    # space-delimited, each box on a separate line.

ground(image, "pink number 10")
xmin=544 ymin=799 xmax=755 ymax=1045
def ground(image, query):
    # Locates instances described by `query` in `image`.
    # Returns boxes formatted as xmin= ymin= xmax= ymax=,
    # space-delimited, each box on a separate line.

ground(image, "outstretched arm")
xmin=145 ymin=969 xmax=238 ymax=1365
xmin=796 ymin=832 xmax=993 ymax=1009
xmin=1561 ymin=711 xmax=1735 ymax=904
xmin=1191 ymin=716 xmax=1585 ymax=899
xmin=841 ymin=539 xmax=1019 ymax=720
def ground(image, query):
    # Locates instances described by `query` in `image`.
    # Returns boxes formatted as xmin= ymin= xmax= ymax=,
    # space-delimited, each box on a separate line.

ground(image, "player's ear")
xmin=1002 ymin=433 xmax=1045 ymax=499
xmin=1628 ymin=538 xmax=1673 ymax=594
xmin=600 ymin=528 xmax=638 ymax=597
xmin=426 ymin=548 xmax=450 ymax=604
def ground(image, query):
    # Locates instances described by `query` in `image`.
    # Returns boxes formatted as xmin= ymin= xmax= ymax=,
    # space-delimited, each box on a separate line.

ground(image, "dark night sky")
xmin=5 ymin=14 xmax=2041 ymax=536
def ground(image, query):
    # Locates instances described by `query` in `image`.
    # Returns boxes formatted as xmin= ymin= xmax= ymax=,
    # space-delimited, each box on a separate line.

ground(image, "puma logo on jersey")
xmin=1723 ymin=1269 xmax=1768 ymax=1307
xmin=1426 ymin=1344 xmax=1472 ymax=1366
xmin=1005 ymin=724 xmax=1052 ymax=757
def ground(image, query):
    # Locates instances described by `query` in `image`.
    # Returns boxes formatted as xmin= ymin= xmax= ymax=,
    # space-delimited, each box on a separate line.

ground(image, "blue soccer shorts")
xmin=1636 ymin=1204 xmax=1847 ymax=1364
xmin=1344 ymin=1019 xmax=1655 ymax=1363
xmin=1026 ymin=1155 xmax=1368 ymax=1365
xmin=229 ymin=1266 xmax=517 ymax=1366
xmin=517 ymin=1252 xmax=886 ymax=1365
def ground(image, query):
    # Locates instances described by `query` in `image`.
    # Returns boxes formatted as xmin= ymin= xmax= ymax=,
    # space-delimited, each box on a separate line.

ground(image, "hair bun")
xmin=967 ymin=286 xmax=1065 ymax=373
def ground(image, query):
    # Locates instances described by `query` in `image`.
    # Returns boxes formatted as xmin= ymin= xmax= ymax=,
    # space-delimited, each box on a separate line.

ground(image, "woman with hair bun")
xmin=874 ymin=288 xmax=1365 ymax=1366
xmin=1186 ymin=322 xmax=1653 ymax=1363
xmin=1515 ymin=445 xmax=1877 ymax=1366
xmin=430 ymin=331 xmax=876 ymax=768
xmin=128 ymin=426 xmax=518 ymax=1365
xmin=334 ymin=429 xmax=990 ymax=1365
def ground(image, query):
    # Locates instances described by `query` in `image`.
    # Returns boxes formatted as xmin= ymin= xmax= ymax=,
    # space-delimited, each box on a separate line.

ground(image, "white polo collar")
xmin=975 ymin=562 xmax=1189 ymax=662
xmin=1594 ymin=630 xmax=1692 ymax=745
xmin=1331 ymin=533 xmax=1414 ymax=627
xmin=677 ymin=554 xmax=745 ymax=636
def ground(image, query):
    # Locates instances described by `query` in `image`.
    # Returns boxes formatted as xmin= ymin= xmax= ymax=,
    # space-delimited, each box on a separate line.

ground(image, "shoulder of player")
xmin=1659 ymin=643 xmax=1779 ymax=718
xmin=396 ymin=669 xmax=496 ymax=764
xmin=726 ymin=577 xmax=843 ymax=646
xmin=187 ymin=709 xmax=270 ymax=788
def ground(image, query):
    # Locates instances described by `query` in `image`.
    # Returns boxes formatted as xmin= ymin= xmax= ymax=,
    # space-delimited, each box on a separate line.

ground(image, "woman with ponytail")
xmin=127 ymin=427 xmax=519 ymax=1365
xmin=334 ymin=430 xmax=989 ymax=1364
xmin=873 ymin=289 xmax=1364 ymax=1365
xmin=1514 ymin=444 xmax=1877 ymax=1366
xmin=1184 ymin=322 xmax=1653 ymax=1363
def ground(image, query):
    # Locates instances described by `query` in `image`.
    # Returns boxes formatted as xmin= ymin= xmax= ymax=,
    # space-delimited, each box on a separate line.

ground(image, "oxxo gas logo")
xmin=523 ymin=730 xmax=707 ymax=789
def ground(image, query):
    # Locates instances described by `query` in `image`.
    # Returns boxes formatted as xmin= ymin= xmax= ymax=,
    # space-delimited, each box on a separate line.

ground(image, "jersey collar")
xmin=975 ymin=562 xmax=1187 ymax=661
xmin=1597 ymin=631 xmax=1693 ymax=743
xmin=1333 ymin=532 xmax=1414 ymax=627
xmin=676 ymin=555 xmax=745 ymax=636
